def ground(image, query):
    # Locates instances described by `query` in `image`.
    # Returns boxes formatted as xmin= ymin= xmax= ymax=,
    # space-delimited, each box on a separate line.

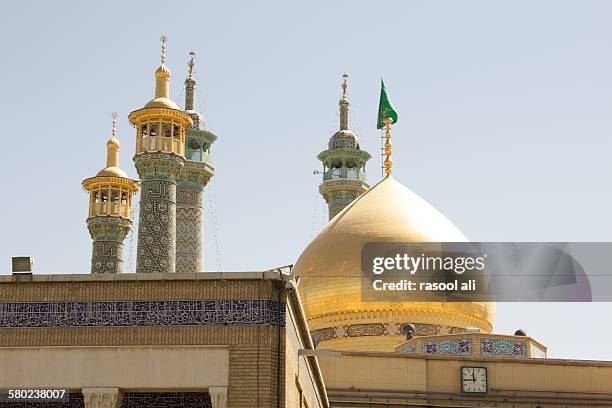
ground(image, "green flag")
xmin=377 ymin=79 xmax=398 ymax=129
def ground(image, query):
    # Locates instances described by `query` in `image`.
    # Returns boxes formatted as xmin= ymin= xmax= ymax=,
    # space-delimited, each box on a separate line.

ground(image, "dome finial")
xmin=153 ymin=35 xmax=171 ymax=100
xmin=160 ymin=35 xmax=167 ymax=65
xmin=106 ymin=112 xmax=120 ymax=168
xmin=111 ymin=111 xmax=118 ymax=137
xmin=187 ymin=51 xmax=195 ymax=78
xmin=383 ymin=117 xmax=393 ymax=176
xmin=107 ymin=112 xmax=120 ymax=150
xmin=339 ymin=73 xmax=350 ymax=130
xmin=341 ymin=73 xmax=348 ymax=98
xmin=185 ymin=51 xmax=197 ymax=111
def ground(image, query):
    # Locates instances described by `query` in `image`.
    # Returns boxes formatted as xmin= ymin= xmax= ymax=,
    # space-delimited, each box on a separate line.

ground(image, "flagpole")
xmin=377 ymin=78 xmax=397 ymax=177
xmin=380 ymin=128 xmax=385 ymax=178
xmin=383 ymin=117 xmax=393 ymax=176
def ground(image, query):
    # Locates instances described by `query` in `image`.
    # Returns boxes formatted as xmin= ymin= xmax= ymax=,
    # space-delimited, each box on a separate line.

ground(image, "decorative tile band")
xmin=87 ymin=216 xmax=132 ymax=242
xmin=0 ymin=300 xmax=285 ymax=328
xmin=122 ymin=392 xmax=211 ymax=408
xmin=424 ymin=338 xmax=472 ymax=356
xmin=400 ymin=344 xmax=417 ymax=353
xmin=311 ymin=323 xmax=466 ymax=342
xmin=134 ymin=153 xmax=185 ymax=181
xmin=480 ymin=338 xmax=527 ymax=358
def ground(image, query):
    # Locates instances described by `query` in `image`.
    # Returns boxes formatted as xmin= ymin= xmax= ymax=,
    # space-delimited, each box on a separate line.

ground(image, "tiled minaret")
xmin=176 ymin=52 xmax=217 ymax=273
xmin=318 ymin=74 xmax=371 ymax=220
xmin=83 ymin=113 xmax=139 ymax=274
xmin=129 ymin=37 xmax=193 ymax=273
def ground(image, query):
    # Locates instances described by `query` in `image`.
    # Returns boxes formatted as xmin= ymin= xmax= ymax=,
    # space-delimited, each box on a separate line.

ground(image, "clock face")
xmin=461 ymin=366 xmax=487 ymax=393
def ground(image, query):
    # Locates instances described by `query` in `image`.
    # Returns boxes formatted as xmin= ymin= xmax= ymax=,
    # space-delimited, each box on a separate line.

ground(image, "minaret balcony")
xmin=129 ymin=109 xmax=193 ymax=158
xmin=90 ymin=202 xmax=132 ymax=219
xmin=137 ymin=134 xmax=184 ymax=156
xmin=185 ymin=128 xmax=217 ymax=166
xmin=323 ymin=168 xmax=366 ymax=182
xmin=83 ymin=178 xmax=139 ymax=221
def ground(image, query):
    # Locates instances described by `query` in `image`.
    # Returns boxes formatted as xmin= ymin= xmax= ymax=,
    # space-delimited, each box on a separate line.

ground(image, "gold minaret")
xmin=82 ymin=113 xmax=139 ymax=274
xmin=129 ymin=36 xmax=193 ymax=273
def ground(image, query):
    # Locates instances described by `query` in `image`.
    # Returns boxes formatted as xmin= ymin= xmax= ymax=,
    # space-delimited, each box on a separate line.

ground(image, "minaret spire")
xmin=160 ymin=34 xmax=167 ymax=64
xmin=111 ymin=111 xmax=118 ymax=136
xmin=185 ymin=51 xmax=196 ymax=111
xmin=318 ymin=73 xmax=371 ymax=220
xmin=154 ymin=35 xmax=171 ymax=100
xmin=106 ymin=112 xmax=120 ymax=168
xmin=339 ymin=73 xmax=349 ymax=131
xmin=188 ymin=51 xmax=195 ymax=77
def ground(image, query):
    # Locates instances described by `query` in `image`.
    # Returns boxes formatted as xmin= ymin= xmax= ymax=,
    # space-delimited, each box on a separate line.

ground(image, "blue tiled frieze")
xmin=480 ymin=338 xmax=527 ymax=358
xmin=122 ymin=392 xmax=211 ymax=408
xmin=424 ymin=338 xmax=472 ymax=356
xmin=0 ymin=300 xmax=285 ymax=328
xmin=400 ymin=344 xmax=417 ymax=353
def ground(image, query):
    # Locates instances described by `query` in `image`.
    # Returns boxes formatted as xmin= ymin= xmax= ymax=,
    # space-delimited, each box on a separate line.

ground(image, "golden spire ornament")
xmin=339 ymin=73 xmax=350 ymax=131
xmin=185 ymin=51 xmax=197 ymax=111
xmin=160 ymin=35 xmax=167 ymax=64
xmin=383 ymin=117 xmax=393 ymax=176
xmin=111 ymin=111 xmax=118 ymax=137
xmin=106 ymin=112 xmax=120 ymax=167
xmin=187 ymin=51 xmax=195 ymax=78
xmin=152 ymin=35 xmax=172 ymax=101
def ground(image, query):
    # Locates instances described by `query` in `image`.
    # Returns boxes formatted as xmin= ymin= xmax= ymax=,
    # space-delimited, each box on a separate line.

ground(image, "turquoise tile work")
xmin=480 ymin=338 xmax=527 ymax=358
xmin=424 ymin=338 xmax=472 ymax=356
xmin=400 ymin=344 xmax=417 ymax=353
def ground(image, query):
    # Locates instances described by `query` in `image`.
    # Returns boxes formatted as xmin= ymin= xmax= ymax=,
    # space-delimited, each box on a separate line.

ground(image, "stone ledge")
xmin=322 ymin=349 xmax=612 ymax=367
xmin=0 ymin=271 xmax=288 ymax=283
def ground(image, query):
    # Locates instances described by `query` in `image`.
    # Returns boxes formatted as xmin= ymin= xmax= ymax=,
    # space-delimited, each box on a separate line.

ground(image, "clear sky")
xmin=1 ymin=0 xmax=611 ymax=360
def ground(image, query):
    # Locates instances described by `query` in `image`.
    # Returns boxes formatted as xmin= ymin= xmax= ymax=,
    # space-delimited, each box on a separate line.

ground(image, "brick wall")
xmin=0 ymin=274 xmax=287 ymax=408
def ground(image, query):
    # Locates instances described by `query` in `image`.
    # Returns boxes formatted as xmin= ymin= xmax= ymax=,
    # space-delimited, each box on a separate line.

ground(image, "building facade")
xmin=0 ymin=273 xmax=327 ymax=408
xmin=319 ymin=350 xmax=612 ymax=406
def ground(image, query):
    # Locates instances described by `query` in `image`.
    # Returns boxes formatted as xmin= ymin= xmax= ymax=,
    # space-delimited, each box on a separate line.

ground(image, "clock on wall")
xmin=460 ymin=366 xmax=487 ymax=393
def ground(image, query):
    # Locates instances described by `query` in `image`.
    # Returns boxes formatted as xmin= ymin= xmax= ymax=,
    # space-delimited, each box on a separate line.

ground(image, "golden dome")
xmin=95 ymin=166 xmax=129 ymax=178
xmin=143 ymin=97 xmax=180 ymax=110
xmin=294 ymin=176 xmax=495 ymax=351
